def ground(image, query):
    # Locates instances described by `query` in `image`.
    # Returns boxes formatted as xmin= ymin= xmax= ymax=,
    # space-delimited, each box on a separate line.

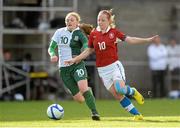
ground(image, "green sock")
xmin=83 ymin=90 xmax=97 ymax=113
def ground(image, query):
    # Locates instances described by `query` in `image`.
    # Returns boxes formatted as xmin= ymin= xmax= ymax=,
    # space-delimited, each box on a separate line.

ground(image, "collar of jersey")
xmin=96 ymin=26 xmax=111 ymax=33
xmin=65 ymin=27 xmax=80 ymax=32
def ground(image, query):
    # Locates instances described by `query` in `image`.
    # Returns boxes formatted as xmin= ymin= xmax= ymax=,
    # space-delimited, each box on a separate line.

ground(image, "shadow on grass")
xmin=144 ymin=119 xmax=180 ymax=123
xmin=2 ymin=116 xmax=180 ymax=123
xmin=103 ymin=118 xmax=180 ymax=123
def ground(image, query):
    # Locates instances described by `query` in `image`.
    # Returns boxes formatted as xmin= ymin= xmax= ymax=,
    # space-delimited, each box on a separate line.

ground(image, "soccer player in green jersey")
xmin=48 ymin=12 xmax=100 ymax=120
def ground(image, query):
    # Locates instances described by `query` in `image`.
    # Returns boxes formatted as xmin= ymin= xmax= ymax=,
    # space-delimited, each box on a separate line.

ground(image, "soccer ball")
xmin=47 ymin=104 xmax=64 ymax=120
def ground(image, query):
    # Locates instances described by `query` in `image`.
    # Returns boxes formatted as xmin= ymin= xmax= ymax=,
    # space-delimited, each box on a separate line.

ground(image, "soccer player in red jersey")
xmin=65 ymin=9 xmax=160 ymax=121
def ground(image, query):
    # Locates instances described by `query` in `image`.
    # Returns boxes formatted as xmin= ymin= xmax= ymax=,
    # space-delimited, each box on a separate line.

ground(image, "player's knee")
xmin=78 ymin=80 xmax=89 ymax=93
xmin=79 ymin=88 xmax=89 ymax=94
xmin=114 ymin=80 xmax=126 ymax=95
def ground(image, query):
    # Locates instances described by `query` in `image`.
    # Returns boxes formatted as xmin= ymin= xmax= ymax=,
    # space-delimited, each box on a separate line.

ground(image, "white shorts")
xmin=97 ymin=60 xmax=126 ymax=90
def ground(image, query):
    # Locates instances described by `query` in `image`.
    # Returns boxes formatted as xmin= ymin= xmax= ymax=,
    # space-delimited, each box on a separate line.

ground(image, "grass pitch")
xmin=0 ymin=99 xmax=180 ymax=128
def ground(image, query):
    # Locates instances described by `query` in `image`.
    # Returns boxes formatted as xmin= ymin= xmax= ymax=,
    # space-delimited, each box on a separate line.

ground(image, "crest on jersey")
xmin=109 ymin=32 xmax=114 ymax=39
xmin=74 ymin=36 xmax=79 ymax=41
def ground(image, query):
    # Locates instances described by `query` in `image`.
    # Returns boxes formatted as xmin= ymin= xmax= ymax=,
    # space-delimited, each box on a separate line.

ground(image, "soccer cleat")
xmin=133 ymin=114 xmax=144 ymax=121
xmin=91 ymin=111 xmax=100 ymax=121
xmin=132 ymin=88 xmax=144 ymax=105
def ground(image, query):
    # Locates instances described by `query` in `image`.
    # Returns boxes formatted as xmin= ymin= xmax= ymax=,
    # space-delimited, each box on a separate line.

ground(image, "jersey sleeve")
xmin=116 ymin=29 xmax=126 ymax=41
xmin=49 ymin=29 xmax=59 ymax=57
xmin=79 ymin=31 xmax=88 ymax=49
xmin=51 ymin=29 xmax=59 ymax=43
xmin=48 ymin=40 xmax=58 ymax=57
xmin=88 ymin=32 xmax=94 ymax=48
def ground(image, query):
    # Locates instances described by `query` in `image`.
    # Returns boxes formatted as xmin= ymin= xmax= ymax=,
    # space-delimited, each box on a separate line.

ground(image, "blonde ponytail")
xmin=109 ymin=9 xmax=115 ymax=28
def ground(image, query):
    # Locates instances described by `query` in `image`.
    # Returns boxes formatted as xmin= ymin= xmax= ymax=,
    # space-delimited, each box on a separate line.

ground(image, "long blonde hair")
xmin=98 ymin=9 xmax=115 ymax=28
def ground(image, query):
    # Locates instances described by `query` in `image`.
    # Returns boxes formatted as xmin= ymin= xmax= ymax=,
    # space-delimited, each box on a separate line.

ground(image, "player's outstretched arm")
xmin=65 ymin=48 xmax=94 ymax=65
xmin=125 ymin=35 xmax=159 ymax=44
xmin=48 ymin=40 xmax=58 ymax=63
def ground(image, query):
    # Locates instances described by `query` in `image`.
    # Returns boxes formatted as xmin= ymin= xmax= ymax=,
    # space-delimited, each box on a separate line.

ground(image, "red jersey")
xmin=88 ymin=27 xmax=126 ymax=67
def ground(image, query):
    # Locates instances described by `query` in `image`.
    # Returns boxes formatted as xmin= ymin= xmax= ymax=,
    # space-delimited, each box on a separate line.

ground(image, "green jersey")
xmin=49 ymin=27 xmax=88 ymax=67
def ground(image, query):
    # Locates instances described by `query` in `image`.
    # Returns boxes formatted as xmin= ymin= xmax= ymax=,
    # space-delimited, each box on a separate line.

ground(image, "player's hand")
xmin=50 ymin=56 xmax=58 ymax=63
xmin=149 ymin=35 xmax=160 ymax=42
xmin=64 ymin=58 xmax=81 ymax=65
xmin=64 ymin=58 xmax=76 ymax=65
